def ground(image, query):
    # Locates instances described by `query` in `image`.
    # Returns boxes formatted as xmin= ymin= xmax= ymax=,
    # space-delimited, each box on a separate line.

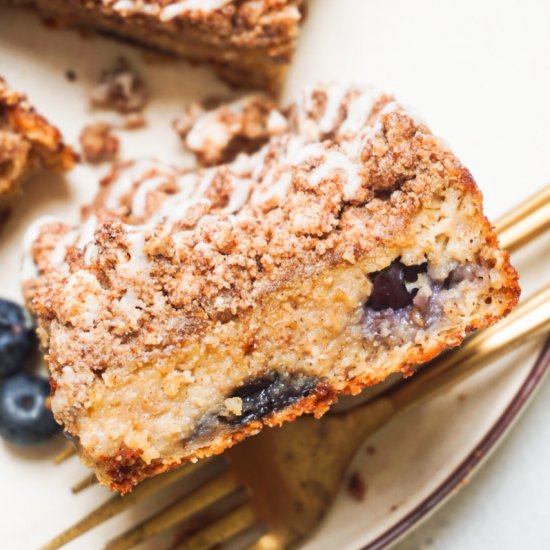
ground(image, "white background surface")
xmin=393 ymin=376 xmax=550 ymax=550
xmin=0 ymin=1 xmax=550 ymax=549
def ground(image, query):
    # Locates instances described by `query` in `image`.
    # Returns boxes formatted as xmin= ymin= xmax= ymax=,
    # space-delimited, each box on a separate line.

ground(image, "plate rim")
xmin=361 ymin=336 xmax=550 ymax=550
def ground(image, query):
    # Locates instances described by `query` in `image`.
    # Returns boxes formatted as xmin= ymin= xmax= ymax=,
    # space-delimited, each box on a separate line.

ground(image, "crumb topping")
xmin=174 ymin=95 xmax=286 ymax=166
xmin=90 ymin=58 xmax=148 ymax=114
xmin=123 ymin=113 xmax=147 ymax=130
xmin=79 ymin=122 xmax=119 ymax=163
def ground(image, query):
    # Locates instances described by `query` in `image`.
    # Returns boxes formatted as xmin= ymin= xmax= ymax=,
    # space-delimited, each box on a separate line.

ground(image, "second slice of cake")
xmin=7 ymin=0 xmax=305 ymax=93
xmin=22 ymin=84 xmax=519 ymax=492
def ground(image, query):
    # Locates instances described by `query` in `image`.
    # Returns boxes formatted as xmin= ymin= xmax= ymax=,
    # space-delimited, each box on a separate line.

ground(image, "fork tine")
xmin=172 ymin=504 xmax=259 ymax=550
xmin=495 ymin=182 xmax=550 ymax=251
xmin=71 ymin=473 xmax=98 ymax=494
xmin=104 ymin=470 xmax=239 ymax=550
xmin=494 ymin=182 xmax=550 ymax=232
xmin=40 ymin=459 xmax=217 ymax=550
xmin=53 ymin=445 xmax=76 ymax=465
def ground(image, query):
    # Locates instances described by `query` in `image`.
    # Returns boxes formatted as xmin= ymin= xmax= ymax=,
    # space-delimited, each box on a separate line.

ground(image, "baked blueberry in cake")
xmin=21 ymin=84 xmax=519 ymax=493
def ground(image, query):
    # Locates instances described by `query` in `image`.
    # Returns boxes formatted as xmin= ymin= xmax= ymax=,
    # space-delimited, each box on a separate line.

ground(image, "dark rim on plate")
xmin=362 ymin=336 xmax=550 ymax=550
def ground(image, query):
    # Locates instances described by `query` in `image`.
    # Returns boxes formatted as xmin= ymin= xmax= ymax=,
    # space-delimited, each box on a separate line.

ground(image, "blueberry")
xmin=367 ymin=259 xmax=427 ymax=311
xmin=0 ymin=374 xmax=60 ymax=445
xmin=0 ymin=298 xmax=36 ymax=377
xmin=223 ymin=371 xmax=318 ymax=426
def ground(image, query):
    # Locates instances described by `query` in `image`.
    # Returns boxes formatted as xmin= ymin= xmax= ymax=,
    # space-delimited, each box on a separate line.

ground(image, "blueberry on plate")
xmin=0 ymin=374 xmax=60 ymax=445
xmin=0 ymin=298 xmax=36 ymax=377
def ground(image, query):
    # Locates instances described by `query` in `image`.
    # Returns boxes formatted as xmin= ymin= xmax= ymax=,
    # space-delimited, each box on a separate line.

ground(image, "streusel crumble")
xmin=174 ymin=94 xmax=287 ymax=165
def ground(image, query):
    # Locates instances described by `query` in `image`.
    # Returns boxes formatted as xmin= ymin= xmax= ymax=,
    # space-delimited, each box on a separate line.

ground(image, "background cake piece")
xmin=22 ymin=84 xmax=519 ymax=493
xmin=7 ymin=0 xmax=305 ymax=93
xmin=0 ymin=77 xmax=76 ymax=205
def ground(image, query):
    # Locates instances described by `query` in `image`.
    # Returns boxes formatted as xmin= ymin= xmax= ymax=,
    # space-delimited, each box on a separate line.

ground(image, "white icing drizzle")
xmin=266 ymin=110 xmax=288 ymax=135
xmin=195 ymin=168 xmax=216 ymax=196
xmin=150 ymin=173 xmax=206 ymax=229
xmin=120 ymin=229 xmax=150 ymax=278
xmin=185 ymin=96 xmax=284 ymax=155
xmin=251 ymin=170 xmax=292 ymax=207
xmin=340 ymin=88 xmax=380 ymax=136
xmin=165 ymin=197 xmax=211 ymax=231
xmin=77 ymin=215 xmax=99 ymax=267
xmin=223 ymin=178 xmax=254 ymax=214
xmin=116 ymin=287 xmax=143 ymax=326
xmin=131 ymin=175 xmax=169 ymax=218
xmin=159 ymin=0 xmax=231 ymax=21
xmin=186 ymin=113 xmax=231 ymax=152
xmin=104 ymin=160 xmax=171 ymax=210
xmin=288 ymin=139 xmax=363 ymax=199
xmin=77 ymin=215 xmax=98 ymax=249
xmin=111 ymin=0 xmax=231 ymax=19
xmin=21 ymin=216 xmax=62 ymax=281
xmin=227 ymin=96 xmax=251 ymax=115
xmin=379 ymin=100 xmax=400 ymax=117
xmin=49 ymin=230 xmax=79 ymax=273
xmin=112 ymin=0 xmax=138 ymax=14
xmin=289 ymin=141 xmax=325 ymax=166
xmin=318 ymin=83 xmax=349 ymax=134
xmin=230 ymin=153 xmax=255 ymax=177
xmin=84 ymin=243 xmax=99 ymax=266
xmin=301 ymin=85 xmax=316 ymax=115
xmin=149 ymin=185 xmax=192 ymax=227
xmin=310 ymin=150 xmax=362 ymax=193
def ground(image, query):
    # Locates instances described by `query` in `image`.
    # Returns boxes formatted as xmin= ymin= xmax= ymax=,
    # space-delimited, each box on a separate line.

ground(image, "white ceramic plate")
xmin=1 ymin=2 xmax=549 ymax=549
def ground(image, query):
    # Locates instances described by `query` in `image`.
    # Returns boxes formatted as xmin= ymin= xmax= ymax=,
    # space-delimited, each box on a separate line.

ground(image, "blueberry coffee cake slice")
xmin=0 ymin=78 xmax=75 ymax=206
xmin=22 ymin=84 xmax=519 ymax=493
xmin=7 ymin=0 xmax=305 ymax=93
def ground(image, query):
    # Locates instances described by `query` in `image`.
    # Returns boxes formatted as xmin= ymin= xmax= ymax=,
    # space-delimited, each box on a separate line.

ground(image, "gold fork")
xmin=43 ymin=184 xmax=550 ymax=550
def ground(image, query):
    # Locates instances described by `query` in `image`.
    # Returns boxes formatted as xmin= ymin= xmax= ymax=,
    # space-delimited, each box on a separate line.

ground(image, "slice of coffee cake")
xmin=7 ymin=0 xmax=305 ymax=93
xmin=22 ymin=84 xmax=519 ymax=493
xmin=0 ymin=78 xmax=75 ymax=205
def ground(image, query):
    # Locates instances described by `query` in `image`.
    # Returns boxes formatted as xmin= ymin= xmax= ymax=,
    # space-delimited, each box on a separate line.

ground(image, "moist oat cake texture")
xmin=22 ymin=83 xmax=519 ymax=493
xmin=0 ymin=77 xmax=75 ymax=205
xmin=6 ymin=0 xmax=305 ymax=93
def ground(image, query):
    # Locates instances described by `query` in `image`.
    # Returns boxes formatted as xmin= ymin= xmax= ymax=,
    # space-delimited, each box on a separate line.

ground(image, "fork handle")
xmin=494 ymin=183 xmax=550 ymax=251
